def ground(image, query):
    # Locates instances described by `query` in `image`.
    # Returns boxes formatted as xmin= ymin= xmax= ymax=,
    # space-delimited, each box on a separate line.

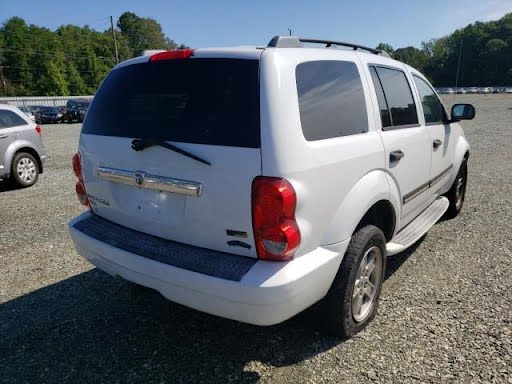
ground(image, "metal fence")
xmin=0 ymin=96 xmax=94 ymax=108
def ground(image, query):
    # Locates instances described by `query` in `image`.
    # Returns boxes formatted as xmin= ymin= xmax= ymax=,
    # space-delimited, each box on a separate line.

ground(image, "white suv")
xmin=68 ymin=36 xmax=474 ymax=338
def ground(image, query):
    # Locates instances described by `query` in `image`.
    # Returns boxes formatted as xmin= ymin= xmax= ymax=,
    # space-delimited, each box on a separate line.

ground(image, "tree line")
xmin=0 ymin=12 xmax=186 ymax=96
xmin=1 ymin=12 xmax=511 ymax=96
xmin=377 ymin=12 xmax=512 ymax=87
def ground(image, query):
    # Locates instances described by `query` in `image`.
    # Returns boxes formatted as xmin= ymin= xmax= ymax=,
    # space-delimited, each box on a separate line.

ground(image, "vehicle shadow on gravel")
xmin=1 ymin=239 xmax=424 ymax=384
xmin=0 ymin=180 xmax=21 ymax=192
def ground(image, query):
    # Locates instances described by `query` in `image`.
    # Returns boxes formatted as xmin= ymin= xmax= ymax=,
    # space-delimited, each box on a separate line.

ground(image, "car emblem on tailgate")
xmin=134 ymin=170 xmax=145 ymax=186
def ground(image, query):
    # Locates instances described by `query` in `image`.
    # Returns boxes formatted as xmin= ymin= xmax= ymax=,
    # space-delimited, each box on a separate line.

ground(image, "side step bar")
xmin=386 ymin=196 xmax=449 ymax=256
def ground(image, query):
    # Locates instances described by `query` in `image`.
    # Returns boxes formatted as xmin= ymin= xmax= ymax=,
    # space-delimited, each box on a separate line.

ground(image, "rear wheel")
xmin=444 ymin=158 xmax=467 ymax=219
xmin=318 ymin=225 xmax=386 ymax=338
xmin=11 ymin=152 xmax=39 ymax=188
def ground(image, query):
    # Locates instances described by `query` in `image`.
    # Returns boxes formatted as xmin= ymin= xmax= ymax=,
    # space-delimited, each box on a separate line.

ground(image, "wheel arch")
xmin=446 ymin=136 xmax=470 ymax=190
xmin=5 ymin=142 xmax=43 ymax=176
xmin=321 ymin=170 xmax=400 ymax=244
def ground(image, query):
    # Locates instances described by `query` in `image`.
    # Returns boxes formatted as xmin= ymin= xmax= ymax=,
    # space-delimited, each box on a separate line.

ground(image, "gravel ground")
xmin=1 ymin=95 xmax=511 ymax=383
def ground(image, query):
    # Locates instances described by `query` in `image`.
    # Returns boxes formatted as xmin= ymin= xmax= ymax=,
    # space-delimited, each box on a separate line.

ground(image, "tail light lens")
xmin=35 ymin=125 xmax=42 ymax=134
xmin=72 ymin=152 xmax=89 ymax=207
xmin=251 ymin=177 xmax=301 ymax=261
xmin=149 ymin=49 xmax=194 ymax=61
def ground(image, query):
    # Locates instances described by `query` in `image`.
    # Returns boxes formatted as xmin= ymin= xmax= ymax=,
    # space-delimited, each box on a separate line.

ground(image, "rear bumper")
xmin=68 ymin=211 xmax=349 ymax=326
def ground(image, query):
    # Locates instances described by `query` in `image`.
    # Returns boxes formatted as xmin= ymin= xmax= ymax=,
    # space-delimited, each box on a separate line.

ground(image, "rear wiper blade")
xmin=131 ymin=138 xmax=211 ymax=166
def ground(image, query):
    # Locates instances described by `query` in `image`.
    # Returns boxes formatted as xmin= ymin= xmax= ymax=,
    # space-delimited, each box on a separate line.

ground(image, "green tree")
xmin=117 ymin=11 xmax=175 ymax=56
xmin=376 ymin=43 xmax=394 ymax=57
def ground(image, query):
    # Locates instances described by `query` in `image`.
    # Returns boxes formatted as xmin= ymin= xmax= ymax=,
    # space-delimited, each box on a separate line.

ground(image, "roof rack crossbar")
xmin=267 ymin=36 xmax=389 ymax=57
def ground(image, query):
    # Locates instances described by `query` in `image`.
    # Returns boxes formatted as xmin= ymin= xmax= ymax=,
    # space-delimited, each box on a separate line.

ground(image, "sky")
xmin=1 ymin=0 xmax=511 ymax=49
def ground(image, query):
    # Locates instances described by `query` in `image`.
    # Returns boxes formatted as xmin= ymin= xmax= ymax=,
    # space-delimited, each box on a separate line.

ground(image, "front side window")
xmin=370 ymin=66 xmax=418 ymax=128
xmin=296 ymin=60 xmax=368 ymax=141
xmin=413 ymin=75 xmax=446 ymax=124
xmin=0 ymin=110 xmax=27 ymax=129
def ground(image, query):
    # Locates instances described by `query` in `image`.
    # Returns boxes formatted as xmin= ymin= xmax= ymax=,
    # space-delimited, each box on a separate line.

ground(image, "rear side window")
xmin=296 ymin=60 xmax=368 ymax=141
xmin=413 ymin=75 xmax=446 ymax=124
xmin=83 ymin=59 xmax=260 ymax=148
xmin=370 ymin=66 xmax=418 ymax=128
xmin=0 ymin=110 xmax=27 ymax=128
xmin=369 ymin=67 xmax=392 ymax=128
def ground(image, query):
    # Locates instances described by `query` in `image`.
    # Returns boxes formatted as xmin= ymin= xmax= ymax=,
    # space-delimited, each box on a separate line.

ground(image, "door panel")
xmin=411 ymin=74 xmax=456 ymax=196
xmin=427 ymin=123 xmax=456 ymax=194
xmin=379 ymin=127 xmax=431 ymax=222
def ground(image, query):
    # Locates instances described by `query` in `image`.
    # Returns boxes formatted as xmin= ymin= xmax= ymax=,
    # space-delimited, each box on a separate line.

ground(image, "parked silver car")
xmin=0 ymin=104 xmax=47 ymax=187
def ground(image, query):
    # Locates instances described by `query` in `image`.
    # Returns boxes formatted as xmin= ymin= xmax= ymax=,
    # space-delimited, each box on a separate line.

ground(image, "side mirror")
xmin=451 ymin=104 xmax=475 ymax=121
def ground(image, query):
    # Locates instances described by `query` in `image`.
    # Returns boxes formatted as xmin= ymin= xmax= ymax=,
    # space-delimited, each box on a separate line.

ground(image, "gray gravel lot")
xmin=1 ymin=95 xmax=511 ymax=383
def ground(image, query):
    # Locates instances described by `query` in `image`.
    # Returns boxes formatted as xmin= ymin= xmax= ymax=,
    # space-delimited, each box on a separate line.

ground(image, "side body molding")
xmin=321 ymin=170 xmax=401 ymax=245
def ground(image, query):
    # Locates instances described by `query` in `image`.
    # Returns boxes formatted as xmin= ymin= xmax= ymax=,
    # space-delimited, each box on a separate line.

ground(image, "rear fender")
xmin=2 ymin=140 xmax=40 ymax=177
xmin=321 ymin=170 xmax=400 ymax=244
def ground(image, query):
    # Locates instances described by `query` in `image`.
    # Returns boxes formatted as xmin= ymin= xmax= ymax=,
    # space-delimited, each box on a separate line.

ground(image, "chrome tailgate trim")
xmin=97 ymin=166 xmax=202 ymax=197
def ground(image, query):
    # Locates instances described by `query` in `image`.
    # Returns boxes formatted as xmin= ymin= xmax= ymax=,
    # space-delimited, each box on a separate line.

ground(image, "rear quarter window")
xmin=296 ymin=60 xmax=368 ymax=141
xmin=82 ymin=59 xmax=260 ymax=148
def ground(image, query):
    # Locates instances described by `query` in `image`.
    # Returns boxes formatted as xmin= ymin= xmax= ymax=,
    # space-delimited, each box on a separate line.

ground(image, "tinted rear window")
xmin=83 ymin=59 xmax=260 ymax=148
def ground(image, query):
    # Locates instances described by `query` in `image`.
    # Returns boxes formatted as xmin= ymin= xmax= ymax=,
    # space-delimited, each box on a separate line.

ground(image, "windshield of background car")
xmin=82 ymin=58 xmax=260 ymax=148
xmin=41 ymin=107 xmax=59 ymax=113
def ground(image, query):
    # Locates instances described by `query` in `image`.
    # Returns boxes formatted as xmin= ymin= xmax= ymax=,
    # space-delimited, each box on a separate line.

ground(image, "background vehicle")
xmin=35 ymin=106 xmax=63 ymax=124
xmin=18 ymin=106 xmax=36 ymax=121
xmin=0 ymin=104 xmax=46 ymax=187
xmin=64 ymin=99 xmax=91 ymax=123
xmin=466 ymin=87 xmax=479 ymax=94
xmin=68 ymin=37 xmax=474 ymax=338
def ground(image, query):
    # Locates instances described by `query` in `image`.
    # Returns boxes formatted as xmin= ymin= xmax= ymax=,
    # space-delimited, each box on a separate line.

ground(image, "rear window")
xmin=82 ymin=59 xmax=260 ymax=148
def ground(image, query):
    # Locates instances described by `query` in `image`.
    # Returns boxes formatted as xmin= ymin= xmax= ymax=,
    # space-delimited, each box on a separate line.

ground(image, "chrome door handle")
xmin=390 ymin=150 xmax=405 ymax=162
xmin=433 ymin=139 xmax=442 ymax=149
xmin=0 ymin=134 xmax=8 ymax=139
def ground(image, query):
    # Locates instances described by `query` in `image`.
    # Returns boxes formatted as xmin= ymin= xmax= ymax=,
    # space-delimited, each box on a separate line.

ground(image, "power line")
xmin=0 ymin=47 xmax=114 ymax=62
xmin=1 ymin=65 xmax=99 ymax=73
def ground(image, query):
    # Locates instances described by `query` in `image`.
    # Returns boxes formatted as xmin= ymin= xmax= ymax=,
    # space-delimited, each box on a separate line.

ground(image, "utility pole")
xmin=110 ymin=16 xmax=119 ymax=64
xmin=0 ymin=66 xmax=6 ymax=96
xmin=455 ymin=39 xmax=463 ymax=88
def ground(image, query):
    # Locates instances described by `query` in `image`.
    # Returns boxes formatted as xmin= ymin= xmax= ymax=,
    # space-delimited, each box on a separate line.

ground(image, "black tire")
xmin=11 ymin=152 xmax=39 ymax=188
xmin=318 ymin=225 xmax=386 ymax=338
xmin=443 ymin=158 xmax=468 ymax=219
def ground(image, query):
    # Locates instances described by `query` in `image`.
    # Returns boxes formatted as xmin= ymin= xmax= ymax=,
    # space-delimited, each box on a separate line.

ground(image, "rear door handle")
xmin=433 ymin=139 xmax=442 ymax=149
xmin=390 ymin=150 xmax=405 ymax=162
xmin=0 ymin=134 xmax=8 ymax=139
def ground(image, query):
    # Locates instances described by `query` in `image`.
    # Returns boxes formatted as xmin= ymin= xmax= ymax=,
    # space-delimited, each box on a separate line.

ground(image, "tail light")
xmin=35 ymin=125 xmax=42 ymax=134
xmin=72 ymin=152 xmax=89 ymax=207
xmin=251 ymin=177 xmax=301 ymax=261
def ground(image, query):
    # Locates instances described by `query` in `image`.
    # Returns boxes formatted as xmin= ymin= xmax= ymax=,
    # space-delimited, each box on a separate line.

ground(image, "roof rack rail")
xmin=267 ymin=36 xmax=391 ymax=57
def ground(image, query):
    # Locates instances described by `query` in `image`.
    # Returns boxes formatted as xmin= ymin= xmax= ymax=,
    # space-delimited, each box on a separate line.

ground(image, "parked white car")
xmin=68 ymin=36 xmax=474 ymax=338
